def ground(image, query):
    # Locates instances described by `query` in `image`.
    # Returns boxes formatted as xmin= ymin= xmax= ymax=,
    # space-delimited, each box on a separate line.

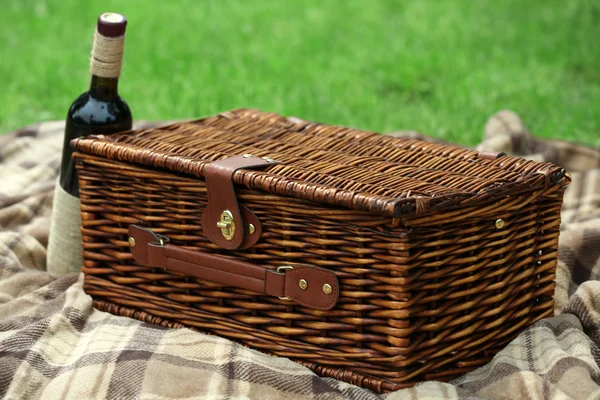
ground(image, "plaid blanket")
xmin=1 ymin=111 xmax=599 ymax=399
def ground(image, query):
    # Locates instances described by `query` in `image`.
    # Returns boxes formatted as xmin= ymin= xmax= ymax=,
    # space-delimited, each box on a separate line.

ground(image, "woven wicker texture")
xmin=72 ymin=109 xmax=569 ymax=392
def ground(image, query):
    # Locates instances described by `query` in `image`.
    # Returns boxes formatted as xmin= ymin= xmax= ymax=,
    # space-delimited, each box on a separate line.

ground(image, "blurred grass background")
xmin=1 ymin=0 xmax=599 ymax=146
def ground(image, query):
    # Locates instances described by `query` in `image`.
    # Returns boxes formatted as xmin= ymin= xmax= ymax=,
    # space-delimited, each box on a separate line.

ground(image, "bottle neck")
xmin=89 ymin=75 xmax=119 ymax=101
xmin=88 ymin=26 xmax=126 ymax=101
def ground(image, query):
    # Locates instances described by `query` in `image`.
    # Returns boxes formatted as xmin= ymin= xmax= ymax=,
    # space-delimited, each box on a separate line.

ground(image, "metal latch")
xmin=216 ymin=210 xmax=235 ymax=240
xmin=276 ymin=265 xmax=293 ymax=300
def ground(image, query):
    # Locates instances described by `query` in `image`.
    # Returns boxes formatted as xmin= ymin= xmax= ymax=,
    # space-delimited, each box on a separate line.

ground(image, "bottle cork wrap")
xmin=89 ymin=29 xmax=125 ymax=78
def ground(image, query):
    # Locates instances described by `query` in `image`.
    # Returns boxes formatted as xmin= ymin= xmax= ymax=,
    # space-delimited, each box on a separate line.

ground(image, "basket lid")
xmin=72 ymin=108 xmax=568 ymax=218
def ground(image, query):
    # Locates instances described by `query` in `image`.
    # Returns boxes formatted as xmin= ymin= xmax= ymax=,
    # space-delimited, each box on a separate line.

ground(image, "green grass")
xmin=1 ymin=0 xmax=599 ymax=146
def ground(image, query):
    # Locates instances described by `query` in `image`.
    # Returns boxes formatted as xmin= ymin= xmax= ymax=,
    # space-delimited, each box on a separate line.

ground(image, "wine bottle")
xmin=48 ymin=12 xmax=131 ymax=276
xmin=59 ymin=12 xmax=132 ymax=197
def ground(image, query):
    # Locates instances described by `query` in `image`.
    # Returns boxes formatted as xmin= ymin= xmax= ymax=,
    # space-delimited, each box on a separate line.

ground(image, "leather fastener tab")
xmin=129 ymin=225 xmax=169 ymax=266
xmin=201 ymin=155 xmax=279 ymax=250
xmin=478 ymin=151 xmax=507 ymax=160
xmin=271 ymin=265 xmax=339 ymax=310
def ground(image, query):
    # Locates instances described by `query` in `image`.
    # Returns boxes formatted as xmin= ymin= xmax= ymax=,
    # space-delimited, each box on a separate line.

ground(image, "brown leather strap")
xmin=201 ymin=155 xmax=278 ymax=250
xmin=128 ymin=225 xmax=339 ymax=310
xmin=478 ymin=151 xmax=507 ymax=160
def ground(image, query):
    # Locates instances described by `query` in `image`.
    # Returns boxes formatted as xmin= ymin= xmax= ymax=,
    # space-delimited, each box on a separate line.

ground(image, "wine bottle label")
xmin=90 ymin=28 xmax=126 ymax=78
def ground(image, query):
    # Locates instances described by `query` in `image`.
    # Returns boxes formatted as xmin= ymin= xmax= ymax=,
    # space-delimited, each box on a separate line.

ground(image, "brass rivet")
xmin=248 ymin=224 xmax=255 ymax=235
xmin=495 ymin=219 xmax=505 ymax=229
xmin=128 ymin=237 xmax=136 ymax=247
xmin=323 ymin=284 xmax=333 ymax=295
xmin=243 ymin=153 xmax=254 ymax=158
xmin=299 ymin=279 xmax=308 ymax=290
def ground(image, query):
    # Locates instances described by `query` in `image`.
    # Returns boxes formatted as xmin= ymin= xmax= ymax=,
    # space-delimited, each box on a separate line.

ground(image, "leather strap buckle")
xmin=276 ymin=265 xmax=293 ymax=301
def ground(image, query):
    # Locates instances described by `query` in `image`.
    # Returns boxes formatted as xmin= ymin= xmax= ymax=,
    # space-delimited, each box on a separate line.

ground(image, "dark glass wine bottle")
xmin=59 ymin=12 xmax=132 ymax=197
xmin=47 ymin=12 xmax=132 ymax=276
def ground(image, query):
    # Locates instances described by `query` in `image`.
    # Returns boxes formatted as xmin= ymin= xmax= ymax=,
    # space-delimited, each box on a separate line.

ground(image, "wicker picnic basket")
xmin=71 ymin=109 xmax=569 ymax=393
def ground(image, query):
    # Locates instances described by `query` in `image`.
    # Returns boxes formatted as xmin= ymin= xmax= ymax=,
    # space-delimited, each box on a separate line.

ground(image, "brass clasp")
xmin=216 ymin=210 xmax=236 ymax=240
